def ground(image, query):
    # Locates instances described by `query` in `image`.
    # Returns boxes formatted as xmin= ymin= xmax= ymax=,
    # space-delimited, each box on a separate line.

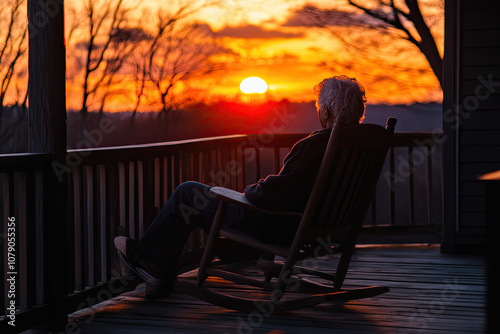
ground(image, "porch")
xmin=67 ymin=244 xmax=486 ymax=334
xmin=1 ymin=132 xmax=450 ymax=333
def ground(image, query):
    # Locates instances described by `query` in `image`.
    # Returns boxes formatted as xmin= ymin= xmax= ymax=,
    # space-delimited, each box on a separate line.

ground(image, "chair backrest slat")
xmin=313 ymin=149 xmax=351 ymax=228
xmin=294 ymin=117 xmax=396 ymax=245
xmin=338 ymin=149 xmax=377 ymax=227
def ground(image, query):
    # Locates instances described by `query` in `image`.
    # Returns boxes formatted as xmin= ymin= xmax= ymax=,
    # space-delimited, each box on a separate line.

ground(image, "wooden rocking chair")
xmin=177 ymin=116 xmax=397 ymax=312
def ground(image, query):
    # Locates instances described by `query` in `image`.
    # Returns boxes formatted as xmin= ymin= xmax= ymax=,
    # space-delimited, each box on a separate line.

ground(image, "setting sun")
xmin=240 ymin=77 xmax=268 ymax=94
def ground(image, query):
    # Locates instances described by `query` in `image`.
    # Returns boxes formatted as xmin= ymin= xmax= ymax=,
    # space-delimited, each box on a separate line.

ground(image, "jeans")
xmin=132 ymin=181 xmax=250 ymax=278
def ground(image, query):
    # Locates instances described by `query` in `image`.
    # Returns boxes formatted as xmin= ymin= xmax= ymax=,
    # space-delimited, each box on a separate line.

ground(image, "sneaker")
xmin=114 ymin=236 xmax=166 ymax=289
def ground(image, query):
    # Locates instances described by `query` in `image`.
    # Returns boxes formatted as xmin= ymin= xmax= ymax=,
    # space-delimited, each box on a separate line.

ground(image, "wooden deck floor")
xmin=67 ymin=245 xmax=486 ymax=334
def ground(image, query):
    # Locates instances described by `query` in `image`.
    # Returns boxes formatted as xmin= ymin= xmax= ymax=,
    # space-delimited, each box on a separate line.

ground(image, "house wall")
xmin=442 ymin=0 xmax=500 ymax=252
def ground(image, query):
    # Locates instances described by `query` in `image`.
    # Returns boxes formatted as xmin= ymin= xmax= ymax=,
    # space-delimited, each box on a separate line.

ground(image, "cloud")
xmin=215 ymin=24 xmax=304 ymax=39
xmin=282 ymin=5 xmax=382 ymax=28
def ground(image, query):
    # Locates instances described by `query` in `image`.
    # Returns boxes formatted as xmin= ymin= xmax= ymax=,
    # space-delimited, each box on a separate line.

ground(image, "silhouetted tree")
xmin=74 ymin=0 xmax=139 ymax=114
xmin=0 ymin=0 xmax=28 ymax=112
xmin=149 ymin=23 xmax=221 ymax=112
xmin=303 ymin=0 xmax=443 ymax=87
xmin=131 ymin=5 xmax=194 ymax=113
xmin=132 ymin=3 xmax=222 ymax=113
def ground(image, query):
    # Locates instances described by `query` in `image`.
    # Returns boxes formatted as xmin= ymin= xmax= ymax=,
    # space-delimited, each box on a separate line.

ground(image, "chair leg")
xmin=333 ymin=239 xmax=356 ymax=291
xmin=197 ymin=201 xmax=227 ymax=286
xmin=274 ymin=248 xmax=302 ymax=301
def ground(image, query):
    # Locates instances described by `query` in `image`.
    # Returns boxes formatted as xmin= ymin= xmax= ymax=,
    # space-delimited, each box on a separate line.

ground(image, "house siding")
xmin=443 ymin=0 xmax=500 ymax=252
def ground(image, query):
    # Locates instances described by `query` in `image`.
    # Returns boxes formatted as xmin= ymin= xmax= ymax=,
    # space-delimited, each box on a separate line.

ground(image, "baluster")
xmin=85 ymin=165 xmax=95 ymax=287
xmin=427 ymin=145 xmax=433 ymax=225
xmin=154 ymin=157 xmax=161 ymax=214
xmin=389 ymin=146 xmax=396 ymax=226
xmin=173 ymin=152 xmax=180 ymax=190
xmin=35 ymin=170 xmax=45 ymax=304
xmin=408 ymin=146 xmax=415 ymax=225
xmin=98 ymin=165 xmax=107 ymax=282
xmin=128 ymin=161 xmax=135 ymax=239
xmin=72 ymin=167 xmax=83 ymax=291
xmin=17 ymin=172 xmax=28 ymax=309
xmin=136 ymin=160 xmax=144 ymax=236
xmin=118 ymin=162 xmax=126 ymax=230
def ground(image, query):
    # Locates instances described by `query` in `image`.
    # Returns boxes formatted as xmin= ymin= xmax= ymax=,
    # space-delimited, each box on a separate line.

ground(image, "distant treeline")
xmin=0 ymin=100 xmax=442 ymax=153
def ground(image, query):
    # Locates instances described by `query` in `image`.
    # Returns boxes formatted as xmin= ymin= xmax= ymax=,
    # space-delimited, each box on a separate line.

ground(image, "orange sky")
xmin=2 ymin=0 xmax=444 ymax=111
xmin=187 ymin=0 xmax=444 ymax=105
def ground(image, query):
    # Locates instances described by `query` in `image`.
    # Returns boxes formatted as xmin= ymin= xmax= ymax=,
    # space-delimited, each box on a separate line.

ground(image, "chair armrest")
xmin=209 ymin=187 xmax=302 ymax=217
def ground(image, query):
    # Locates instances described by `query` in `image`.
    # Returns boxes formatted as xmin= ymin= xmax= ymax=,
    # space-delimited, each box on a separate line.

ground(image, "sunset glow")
xmin=240 ymin=77 xmax=268 ymax=94
xmin=1 ymin=0 xmax=444 ymax=112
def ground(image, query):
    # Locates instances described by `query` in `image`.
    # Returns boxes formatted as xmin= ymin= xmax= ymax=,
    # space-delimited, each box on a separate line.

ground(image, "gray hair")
xmin=314 ymin=76 xmax=366 ymax=127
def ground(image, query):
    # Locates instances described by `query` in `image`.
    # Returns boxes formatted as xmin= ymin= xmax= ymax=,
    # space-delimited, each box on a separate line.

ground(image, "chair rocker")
xmin=177 ymin=116 xmax=397 ymax=312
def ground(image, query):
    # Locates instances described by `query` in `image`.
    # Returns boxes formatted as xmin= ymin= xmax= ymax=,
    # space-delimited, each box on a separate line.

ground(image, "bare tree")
xmin=76 ymin=0 xmax=136 ymax=114
xmin=149 ymin=23 xmax=221 ymax=112
xmin=95 ymin=27 xmax=148 ymax=113
xmin=0 ymin=0 xmax=28 ymax=111
xmin=303 ymin=0 xmax=443 ymax=87
xmin=131 ymin=5 xmax=194 ymax=113
xmin=132 ymin=3 xmax=222 ymax=113
xmin=349 ymin=0 xmax=442 ymax=86
xmin=66 ymin=0 xmax=219 ymax=113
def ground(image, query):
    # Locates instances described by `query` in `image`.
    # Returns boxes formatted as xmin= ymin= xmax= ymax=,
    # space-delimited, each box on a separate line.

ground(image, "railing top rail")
xmin=0 ymin=152 xmax=52 ymax=172
xmin=0 ymin=131 xmax=443 ymax=169
xmin=67 ymin=134 xmax=249 ymax=165
xmin=68 ymin=134 xmax=248 ymax=153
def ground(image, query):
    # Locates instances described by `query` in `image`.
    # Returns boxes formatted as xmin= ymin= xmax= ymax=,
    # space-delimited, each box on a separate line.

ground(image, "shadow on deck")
xmin=65 ymin=245 xmax=486 ymax=334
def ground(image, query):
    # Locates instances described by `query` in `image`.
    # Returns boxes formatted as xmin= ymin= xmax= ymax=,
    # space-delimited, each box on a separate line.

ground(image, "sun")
xmin=240 ymin=77 xmax=268 ymax=94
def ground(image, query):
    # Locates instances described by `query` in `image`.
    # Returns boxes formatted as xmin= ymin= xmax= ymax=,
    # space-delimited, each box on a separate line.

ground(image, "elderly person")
xmin=114 ymin=75 xmax=367 ymax=293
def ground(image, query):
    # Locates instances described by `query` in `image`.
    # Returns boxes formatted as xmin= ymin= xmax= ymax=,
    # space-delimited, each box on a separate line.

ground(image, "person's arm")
xmin=244 ymin=130 xmax=329 ymax=212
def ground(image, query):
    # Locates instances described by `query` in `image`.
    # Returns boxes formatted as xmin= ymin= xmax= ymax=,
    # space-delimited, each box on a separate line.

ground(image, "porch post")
xmin=28 ymin=0 xmax=68 ymax=330
xmin=441 ymin=0 xmax=459 ymax=253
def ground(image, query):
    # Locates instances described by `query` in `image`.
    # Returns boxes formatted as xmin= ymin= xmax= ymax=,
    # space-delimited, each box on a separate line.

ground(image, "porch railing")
xmin=1 ymin=153 xmax=55 ymax=332
xmin=0 ymin=131 xmax=442 ymax=332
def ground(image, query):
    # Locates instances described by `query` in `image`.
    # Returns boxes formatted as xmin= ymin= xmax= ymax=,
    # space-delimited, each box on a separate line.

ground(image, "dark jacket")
xmin=241 ymin=127 xmax=332 ymax=244
xmin=244 ymin=127 xmax=332 ymax=213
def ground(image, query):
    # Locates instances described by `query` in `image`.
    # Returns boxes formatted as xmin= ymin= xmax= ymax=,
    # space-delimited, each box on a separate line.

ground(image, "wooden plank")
xmin=28 ymin=2 xmax=68 ymax=329
xmin=154 ymin=157 xmax=161 ymax=213
xmin=461 ymin=130 xmax=500 ymax=145
xmin=461 ymin=65 xmax=500 ymax=80
xmin=118 ymin=162 xmax=126 ymax=229
xmin=460 ymin=162 xmax=500 ymax=181
xmin=99 ymin=165 xmax=107 ymax=283
xmin=17 ymin=173 xmax=28 ymax=309
xmin=136 ymin=161 xmax=144 ymax=236
xmin=461 ymin=30 xmax=500 ymax=48
xmin=128 ymin=161 xmax=135 ymax=239
xmin=35 ymin=171 xmax=45 ymax=304
xmin=460 ymin=146 xmax=500 ymax=162
xmin=85 ymin=166 xmax=95 ymax=287
xmin=459 ymin=78 xmax=500 ymax=95
xmin=69 ymin=246 xmax=486 ymax=334
xmin=461 ymin=47 xmax=500 ymax=66
xmin=456 ymin=97 xmax=500 ymax=114
xmin=73 ymin=168 xmax=84 ymax=291
xmin=461 ymin=8 xmax=500 ymax=29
